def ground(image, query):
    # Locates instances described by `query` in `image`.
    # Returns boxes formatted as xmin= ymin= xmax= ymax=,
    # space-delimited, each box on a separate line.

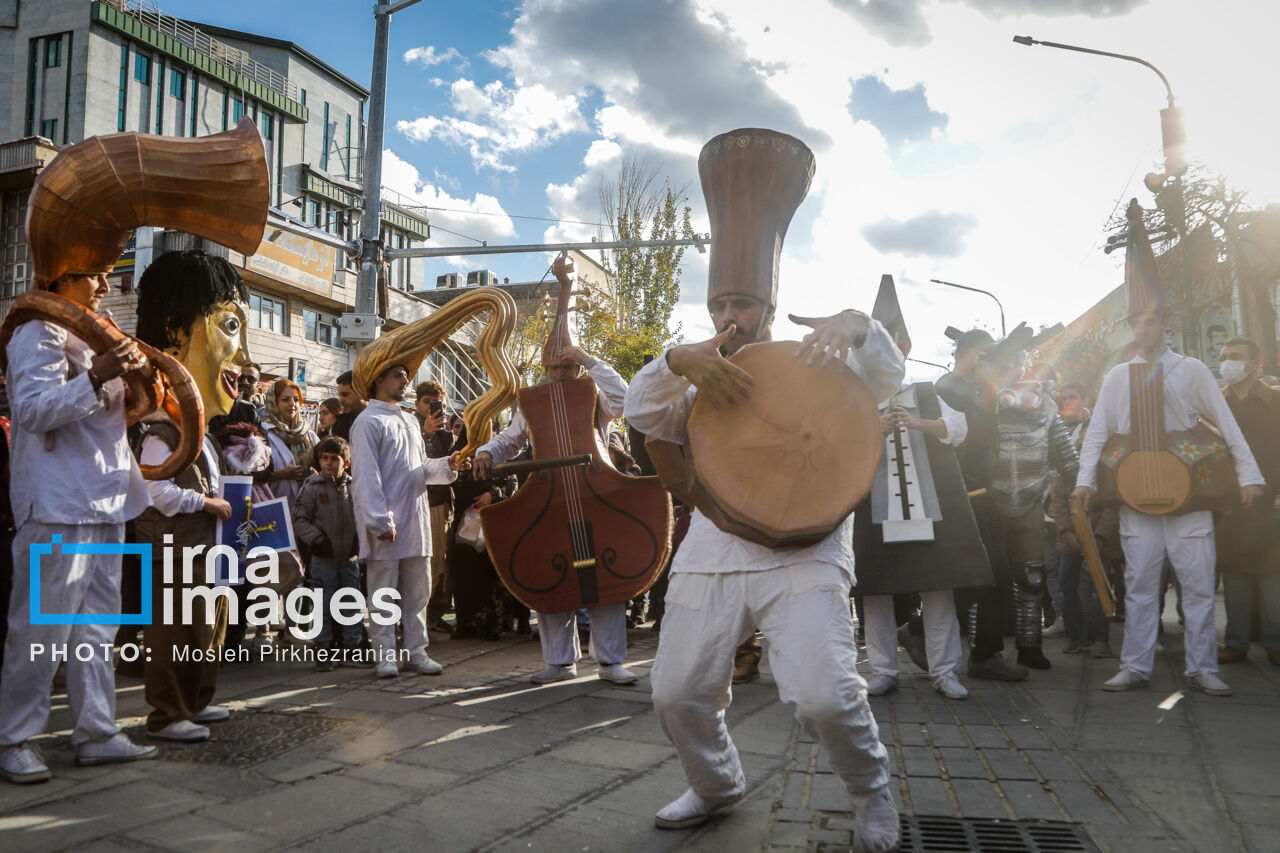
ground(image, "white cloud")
xmin=396 ymin=80 xmax=586 ymax=172
xmin=403 ymin=45 xmax=467 ymax=68
xmin=380 ymin=149 xmax=517 ymax=266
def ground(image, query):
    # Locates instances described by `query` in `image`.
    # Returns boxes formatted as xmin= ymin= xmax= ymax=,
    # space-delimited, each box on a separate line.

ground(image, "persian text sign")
xmin=246 ymin=227 xmax=335 ymax=296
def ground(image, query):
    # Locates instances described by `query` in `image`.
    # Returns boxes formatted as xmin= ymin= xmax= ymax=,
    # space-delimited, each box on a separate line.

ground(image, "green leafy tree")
xmin=1107 ymin=163 xmax=1278 ymax=364
xmin=578 ymin=157 xmax=694 ymax=380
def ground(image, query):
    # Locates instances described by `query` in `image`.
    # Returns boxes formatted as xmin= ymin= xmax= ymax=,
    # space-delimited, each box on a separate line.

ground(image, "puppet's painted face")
xmin=175 ymin=300 xmax=250 ymax=419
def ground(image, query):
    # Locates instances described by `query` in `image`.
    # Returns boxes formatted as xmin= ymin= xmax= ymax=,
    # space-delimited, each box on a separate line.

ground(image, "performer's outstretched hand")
xmin=790 ymin=310 xmax=870 ymax=366
xmin=472 ymin=451 xmax=493 ymax=479
xmin=667 ymin=326 xmax=755 ymax=409
xmin=449 ymin=451 xmax=472 ymax=472
xmin=1241 ymin=483 xmax=1262 ymax=509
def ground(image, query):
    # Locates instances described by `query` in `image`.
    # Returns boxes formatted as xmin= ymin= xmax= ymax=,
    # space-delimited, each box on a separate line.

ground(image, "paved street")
xmin=1 ymin=595 xmax=1276 ymax=853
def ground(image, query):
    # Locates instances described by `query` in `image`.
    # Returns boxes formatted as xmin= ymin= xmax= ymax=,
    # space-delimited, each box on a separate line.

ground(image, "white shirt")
xmin=624 ymin=319 xmax=906 ymax=580
xmin=350 ymin=399 xmax=457 ymax=561
xmin=1078 ymin=346 xmax=1264 ymax=491
xmin=5 ymin=320 xmax=151 ymax=527
xmin=140 ymin=434 xmax=221 ymax=516
xmin=478 ymin=358 xmax=628 ymax=464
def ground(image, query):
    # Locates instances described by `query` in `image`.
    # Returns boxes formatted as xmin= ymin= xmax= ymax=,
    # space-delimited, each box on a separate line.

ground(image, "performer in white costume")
xmin=1075 ymin=201 xmax=1263 ymax=697
xmin=626 ymin=129 xmax=903 ymax=853
xmin=350 ymin=362 xmax=466 ymax=678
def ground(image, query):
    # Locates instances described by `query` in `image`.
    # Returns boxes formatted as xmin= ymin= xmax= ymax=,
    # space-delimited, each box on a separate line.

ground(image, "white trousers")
xmin=1118 ymin=508 xmax=1217 ymax=678
xmin=365 ymin=556 xmax=430 ymax=658
xmin=652 ymin=563 xmax=890 ymax=801
xmin=863 ymin=590 xmax=963 ymax=684
xmin=0 ymin=522 xmax=124 ymax=747
xmin=536 ymin=601 xmax=628 ymax=666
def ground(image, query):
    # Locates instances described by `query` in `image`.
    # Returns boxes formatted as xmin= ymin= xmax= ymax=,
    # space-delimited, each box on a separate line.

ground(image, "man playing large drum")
xmin=625 ymin=128 xmax=904 ymax=852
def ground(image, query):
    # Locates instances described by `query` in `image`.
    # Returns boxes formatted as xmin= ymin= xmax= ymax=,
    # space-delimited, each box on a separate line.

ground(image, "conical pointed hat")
xmin=27 ymin=118 xmax=268 ymax=287
xmin=1124 ymin=198 xmax=1167 ymax=318
xmin=871 ymin=274 xmax=910 ymax=353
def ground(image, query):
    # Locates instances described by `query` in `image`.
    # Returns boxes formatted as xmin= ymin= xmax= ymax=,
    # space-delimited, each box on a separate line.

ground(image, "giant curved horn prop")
xmin=2 ymin=118 xmax=269 ymax=480
xmin=0 ymin=291 xmax=202 ymax=481
xmin=353 ymin=286 xmax=520 ymax=458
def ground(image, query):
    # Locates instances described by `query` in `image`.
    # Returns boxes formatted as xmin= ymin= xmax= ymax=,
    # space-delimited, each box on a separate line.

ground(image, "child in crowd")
xmin=293 ymin=437 xmax=364 ymax=671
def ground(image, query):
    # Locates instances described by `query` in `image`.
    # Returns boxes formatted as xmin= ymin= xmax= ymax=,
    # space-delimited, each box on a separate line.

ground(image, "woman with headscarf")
xmin=263 ymin=379 xmax=318 ymax=509
xmin=316 ymin=398 xmax=341 ymax=439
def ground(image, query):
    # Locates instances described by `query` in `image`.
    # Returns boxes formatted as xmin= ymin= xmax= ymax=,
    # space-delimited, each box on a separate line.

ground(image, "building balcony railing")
xmin=0 ymin=137 xmax=61 ymax=175
xmin=98 ymin=0 xmax=300 ymax=102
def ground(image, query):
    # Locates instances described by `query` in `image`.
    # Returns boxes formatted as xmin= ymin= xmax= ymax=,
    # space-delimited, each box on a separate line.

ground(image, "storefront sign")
xmin=243 ymin=227 xmax=335 ymax=297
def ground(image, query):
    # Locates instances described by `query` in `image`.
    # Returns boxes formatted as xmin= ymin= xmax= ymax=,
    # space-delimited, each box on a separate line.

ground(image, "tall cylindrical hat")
xmin=27 ymin=117 xmax=269 ymax=287
xmin=699 ymin=128 xmax=815 ymax=330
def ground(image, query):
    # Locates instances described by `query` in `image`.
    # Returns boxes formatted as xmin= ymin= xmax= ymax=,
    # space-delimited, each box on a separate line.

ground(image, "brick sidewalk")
xmin=0 ymin=614 xmax=1275 ymax=852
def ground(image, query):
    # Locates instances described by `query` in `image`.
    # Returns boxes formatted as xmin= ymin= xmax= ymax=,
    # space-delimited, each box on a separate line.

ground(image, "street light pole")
xmin=929 ymin=279 xmax=1006 ymax=337
xmin=345 ymin=0 xmax=426 ymax=354
xmin=1012 ymin=35 xmax=1185 ymax=191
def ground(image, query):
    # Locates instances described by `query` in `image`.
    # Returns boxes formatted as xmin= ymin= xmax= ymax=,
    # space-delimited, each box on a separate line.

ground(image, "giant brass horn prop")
xmin=353 ymin=286 xmax=520 ymax=457
xmin=0 ymin=118 xmax=269 ymax=480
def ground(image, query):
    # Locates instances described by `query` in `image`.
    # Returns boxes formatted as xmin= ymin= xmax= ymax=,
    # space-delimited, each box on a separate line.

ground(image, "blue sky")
xmin=152 ymin=0 xmax=1280 ymax=376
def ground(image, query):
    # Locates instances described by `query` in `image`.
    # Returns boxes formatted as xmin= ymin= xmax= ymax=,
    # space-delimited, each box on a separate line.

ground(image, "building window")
xmin=154 ymin=60 xmax=164 ymax=134
xmin=117 ymin=44 xmax=128 ymax=131
xmin=232 ymin=98 xmax=243 ymax=123
xmin=248 ymin=292 xmax=285 ymax=334
xmin=189 ymin=74 xmax=198 ymax=136
xmin=41 ymin=119 xmax=58 ymax=140
xmin=134 ymin=54 xmax=151 ymax=85
xmin=303 ymin=308 xmax=343 ymax=347
xmin=170 ymin=70 xmax=185 ymax=100
xmin=307 ymin=199 xmax=320 ymax=228
xmin=46 ymin=36 xmax=62 ymax=68
xmin=261 ymin=113 xmax=273 ymax=140
xmin=344 ymin=115 xmax=352 ymax=178
xmin=2 ymin=191 xmax=32 ymax=299
xmin=300 ymin=88 xmax=306 ymax=106
xmin=321 ymin=102 xmax=330 ymax=172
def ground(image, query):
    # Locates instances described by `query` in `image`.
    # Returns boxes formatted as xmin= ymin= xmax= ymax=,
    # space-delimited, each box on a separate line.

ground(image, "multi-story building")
xmin=0 ymin=0 xmax=441 ymax=406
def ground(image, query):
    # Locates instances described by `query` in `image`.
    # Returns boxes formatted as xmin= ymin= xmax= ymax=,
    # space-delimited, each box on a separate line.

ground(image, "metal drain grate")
xmin=127 ymin=711 xmax=372 ymax=767
xmin=896 ymin=816 xmax=1100 ymax=852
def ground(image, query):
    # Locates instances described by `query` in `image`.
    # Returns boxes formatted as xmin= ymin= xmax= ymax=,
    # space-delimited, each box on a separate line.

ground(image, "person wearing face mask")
xmin=1214 ymin=337 xmax=1280 ymax=667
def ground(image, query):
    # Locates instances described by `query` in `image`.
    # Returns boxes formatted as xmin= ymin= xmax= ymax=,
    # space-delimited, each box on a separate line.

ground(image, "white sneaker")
xmin=854 ymin=787 xmax=901 ymax=853
xmin=406 ymin=653 xmax=443 ymax=675
xmin=1043 ymin=622 xmax=1066 ymax=638
xmin=654 ymin=787 xmax=741 ymax=829
xmin=531 ymin=664 xmax=577 ymax=684
xmin=251 ymin=632 xmax=275 ymax=654
xmin=375 ymin=661 xmax=400 ymax=678
xmin=0 ymin=743 xmax=51 ymax=784
xmin=1189 ymin=673 xmax=1233 ymax=697
xmin=1101 ymin=669 xmax=1149 ymax=692
xmin=192 ymin=704 xmax=230 ymax=724
xmin=934 ymin=674 xmax=970 ymax=700
xmin=598 ymin=664 xmax=638 ymax=685
xmin=866 ymin=674 xmax=897 ymax=696
xmin=1154 ymin=642 xmax=1167 ymax=656
xmin=147 ymin=720 xmax=210 ymax=743
xmin=76 ymin=733 xmax=158 ymax=766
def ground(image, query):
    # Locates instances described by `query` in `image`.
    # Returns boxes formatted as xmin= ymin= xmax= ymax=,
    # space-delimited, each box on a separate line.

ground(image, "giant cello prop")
xmin=1095 ymin=200 xmax=1239 ymax=515
xmin=479 ymin=258 xmax=673 ymax=613
xmin=0 ymin=118 xmax=269 ymax=480
xmin=646 ymin=128 xmax=883 ymax=549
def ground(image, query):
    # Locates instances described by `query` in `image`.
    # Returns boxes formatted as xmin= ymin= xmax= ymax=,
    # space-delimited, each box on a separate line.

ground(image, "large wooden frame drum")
xmin=650 ymin=341 xmax=883 ymax=549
